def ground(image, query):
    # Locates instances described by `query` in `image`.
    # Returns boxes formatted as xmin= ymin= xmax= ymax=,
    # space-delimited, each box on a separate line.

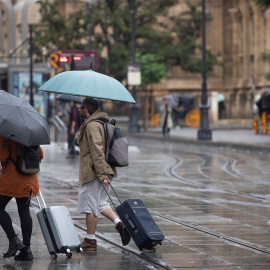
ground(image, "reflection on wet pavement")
xmin=1 ymin=137 xmax=270 ymax=269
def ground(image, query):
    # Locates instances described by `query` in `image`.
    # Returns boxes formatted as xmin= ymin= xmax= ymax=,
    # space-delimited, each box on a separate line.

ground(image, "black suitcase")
xmin=102 ymin=182 xmax=165 ymax=251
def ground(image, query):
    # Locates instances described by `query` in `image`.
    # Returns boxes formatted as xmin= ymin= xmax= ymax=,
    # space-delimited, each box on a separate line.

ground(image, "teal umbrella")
xmin=38 ymin=70 xmax=136 ymax=103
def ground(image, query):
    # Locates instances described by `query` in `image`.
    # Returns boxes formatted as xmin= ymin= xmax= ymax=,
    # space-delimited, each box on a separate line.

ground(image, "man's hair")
xmin=83 ymin=98 xmax=99 ymax=114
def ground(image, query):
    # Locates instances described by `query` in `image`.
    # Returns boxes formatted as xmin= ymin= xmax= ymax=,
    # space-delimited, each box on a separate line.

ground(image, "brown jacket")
xmin=0 ymin=136 xmax=43 ymax=198
xmin=78 ymin=109 xmax=117 ymax=186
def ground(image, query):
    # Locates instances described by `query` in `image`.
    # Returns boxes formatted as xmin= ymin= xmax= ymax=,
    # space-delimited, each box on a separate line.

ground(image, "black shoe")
xmin=116 ymin=221 xmax=131 ymax=246
xmin=14 ymin=247 xmax=33 ymax=261
xmin=3 ymin=236 xmax=25 ymax=258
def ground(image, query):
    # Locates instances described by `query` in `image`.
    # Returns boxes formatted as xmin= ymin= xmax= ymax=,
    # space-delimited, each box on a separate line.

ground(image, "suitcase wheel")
xmin=77 ymin=246 xmax=83 ymax=253
xmin=51 ymin=253 xmax=57 ymax=260
xmin=66 ymin=249 xmax=72 ymax=258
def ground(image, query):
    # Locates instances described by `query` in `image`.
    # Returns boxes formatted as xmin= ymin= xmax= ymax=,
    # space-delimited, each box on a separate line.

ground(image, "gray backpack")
xmin=91 ymin=119 xmax=129 ymax=167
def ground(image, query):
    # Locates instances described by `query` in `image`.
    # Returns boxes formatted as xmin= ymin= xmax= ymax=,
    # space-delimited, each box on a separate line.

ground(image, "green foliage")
xmin=33 ymin=0 xmax=88 ymax=62
xmin=135 ymin=53 xmax=167 ymax=90
xmin=166 ymin=0 xmax=222 ymax=73
xmin=252 ymin=0 xmax=270 ymax=9
xmin=91 ymin=0 xmax=177 ymax=81
xmin=33 ymin=0 xmax=222 ymax=81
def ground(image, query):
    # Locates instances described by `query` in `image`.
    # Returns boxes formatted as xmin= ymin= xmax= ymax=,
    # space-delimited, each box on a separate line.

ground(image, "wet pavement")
xmin=1 ymin=125 xmax=270 ymax=269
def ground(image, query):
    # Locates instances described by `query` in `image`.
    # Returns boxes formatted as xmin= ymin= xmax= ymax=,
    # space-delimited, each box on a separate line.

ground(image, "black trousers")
xmin=68 ymin=131 xmax=75 ymax=154
xmin=0 ymin=195 xmax=32 ymax=246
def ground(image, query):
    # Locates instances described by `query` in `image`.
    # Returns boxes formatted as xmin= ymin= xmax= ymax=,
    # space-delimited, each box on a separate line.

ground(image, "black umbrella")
xmin=260 ymin=88 xmax=270 ymax=111
xmin=0 ymin=90 xmax=50 ymax=146
xmin=176 ymin=94 xmax=194 ymax=111
xmin=156 ymin=95 xmax=179 ymax=108
xmin=56 ymin=94 xmax=82 ymax=104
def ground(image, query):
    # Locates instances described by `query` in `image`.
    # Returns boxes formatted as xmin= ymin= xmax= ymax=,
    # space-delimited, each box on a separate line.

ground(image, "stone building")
xmin=0 ymin=0 xmax=270 ymax=120
xmin=142 ymin=0 xmax=270 ymax=120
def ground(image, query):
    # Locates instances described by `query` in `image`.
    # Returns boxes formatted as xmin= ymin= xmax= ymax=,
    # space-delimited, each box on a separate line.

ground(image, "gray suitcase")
xmin=36 ymin=191 xmax=82 ymax=259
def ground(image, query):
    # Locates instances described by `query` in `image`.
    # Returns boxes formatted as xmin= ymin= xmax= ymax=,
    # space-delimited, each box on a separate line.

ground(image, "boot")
xmin=3 ymin=236 xmax=25 ymax=258
xmin=14 ymin=246 xmax=33 ymax=261
xmin=116 ymin=221 xmax=131 ymax=246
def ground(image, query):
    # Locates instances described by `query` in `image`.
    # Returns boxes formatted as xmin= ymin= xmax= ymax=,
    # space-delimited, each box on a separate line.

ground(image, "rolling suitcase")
xmin=36 ymin=191 xmax=82 ymax=259
xmin=102 ymin=182 xmax=165 ymax=251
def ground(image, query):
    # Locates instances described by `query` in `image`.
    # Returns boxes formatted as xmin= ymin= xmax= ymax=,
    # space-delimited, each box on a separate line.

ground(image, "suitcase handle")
xmin=36 ymin=190 xmax=47 ymax=210
xmin=125 ymin=214 xmax=138 ymax=234
xmin=100 ymin=181 xmax=121 ymax=209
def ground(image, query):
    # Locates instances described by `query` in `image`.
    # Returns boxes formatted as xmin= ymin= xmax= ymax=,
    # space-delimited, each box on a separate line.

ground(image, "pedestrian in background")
xmin=66 ymin=101 xmax=81 ymax=158
xmin=160 ymin=98 xmax=173 ymax=137
xmin=76 ymin=98 xmax=130 ymax=251
xmin=0 ymin=136 xmax=43 ymax=261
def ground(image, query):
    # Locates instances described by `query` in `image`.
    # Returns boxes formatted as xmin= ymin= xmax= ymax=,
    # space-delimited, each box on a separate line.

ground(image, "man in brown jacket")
xmin=76 ymin=98 xmax=130 ymax=251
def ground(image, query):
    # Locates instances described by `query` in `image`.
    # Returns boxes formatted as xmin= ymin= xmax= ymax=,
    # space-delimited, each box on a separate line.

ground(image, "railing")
xmin=51 ymin=115 xmax=67 ymax=142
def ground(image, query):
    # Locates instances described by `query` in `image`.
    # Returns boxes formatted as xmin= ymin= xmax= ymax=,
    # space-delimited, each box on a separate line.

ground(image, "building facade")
xmin=1 ymin=0 xmax=270 ymax=119
xmin=147 ymin=0 xmax=270 ymax=119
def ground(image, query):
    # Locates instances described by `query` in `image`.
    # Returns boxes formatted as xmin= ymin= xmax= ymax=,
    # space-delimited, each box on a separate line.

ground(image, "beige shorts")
xmin=77 ymin=176 xmax=112 ymax=216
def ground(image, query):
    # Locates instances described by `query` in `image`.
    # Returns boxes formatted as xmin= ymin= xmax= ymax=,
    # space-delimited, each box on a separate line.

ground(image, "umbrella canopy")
xmin=261 ymin=88 xmax=270 ymax=111
xmin=217 ymin=93 xmax=225 ymax=102
xmin=0 ymin=90 xmax=50 ymax=147
xmin=156 ymin=95 xmax=179 ymax=108
xmin=176 ymin=94 xmax=194 ymax=110
xmin=56 ymin=94 xmax=82 ymax=104
xmin=39 ymin=70 xmax=136 ymax=104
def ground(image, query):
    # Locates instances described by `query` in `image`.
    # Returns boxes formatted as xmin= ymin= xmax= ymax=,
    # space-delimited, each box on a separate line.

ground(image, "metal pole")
xmin=197 ymin=0 xmax=211 ymax=140
xmin=29 ymin=24 xmax=34 ymax=106
xmin=129 ymin=0 xmax=140 ymax=133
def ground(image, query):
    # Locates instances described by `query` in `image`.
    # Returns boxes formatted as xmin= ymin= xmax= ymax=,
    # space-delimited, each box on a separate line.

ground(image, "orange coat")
xmin=0 ymin=136 xmax=43 ymax=198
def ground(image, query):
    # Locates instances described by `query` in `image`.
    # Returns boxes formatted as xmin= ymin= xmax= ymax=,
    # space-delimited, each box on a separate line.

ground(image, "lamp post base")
xmin=197 ymin=129 xmax=212 ymax=140
xmin=129 ymin=105 xmax=140 ymax=133
xmin=129 ymin=125 xmax=140 ymax=133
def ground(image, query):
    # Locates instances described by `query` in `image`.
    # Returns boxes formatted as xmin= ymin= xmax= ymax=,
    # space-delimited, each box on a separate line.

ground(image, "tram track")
xmin=36 ymin=171 xmax=270 ymax=262
xmin=33 ymin=139 xmax=270 ymax=268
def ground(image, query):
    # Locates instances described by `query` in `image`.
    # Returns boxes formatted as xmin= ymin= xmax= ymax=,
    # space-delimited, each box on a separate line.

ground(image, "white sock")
xmin=113 ymin=218 xmax=121 ymax=226
xmin=86 ymin=234 xmax=96 ymax=240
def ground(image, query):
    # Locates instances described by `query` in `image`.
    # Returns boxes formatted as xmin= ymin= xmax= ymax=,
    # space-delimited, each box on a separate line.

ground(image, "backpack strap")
xmin=90 ymin=120 xmax=108 ymax=156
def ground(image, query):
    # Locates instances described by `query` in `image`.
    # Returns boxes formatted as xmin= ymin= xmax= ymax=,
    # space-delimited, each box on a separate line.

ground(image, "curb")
xmin=128 ymin=132 xmax=270 ymax=154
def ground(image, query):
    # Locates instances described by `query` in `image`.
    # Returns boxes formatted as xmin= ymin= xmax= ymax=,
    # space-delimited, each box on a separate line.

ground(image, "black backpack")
xmin=89 ymin=119 xmax=129 ymax=167
xmin=10 ymin=144 xmax=40 ymax=175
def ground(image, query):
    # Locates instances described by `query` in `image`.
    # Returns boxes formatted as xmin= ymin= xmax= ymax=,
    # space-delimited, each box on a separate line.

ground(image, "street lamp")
xmin=129 ymin=0 xmax=140 ymax=133
xmin=197 ymin=0 xmax=211 ymax=140
xmin=21 ymin=0 xmax=41 ymax=64
xmin=79 ymin=0 xmax=100 ymax=51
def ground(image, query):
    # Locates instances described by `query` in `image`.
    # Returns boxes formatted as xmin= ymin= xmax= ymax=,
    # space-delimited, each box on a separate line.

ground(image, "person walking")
xmin=160 ymin=98 xmax=173 ymax=137
xmin=76 ymin=98 xmax=130 ymax=251
xmin=66 ymin=101 xmax=81 ymax=158
xmin=0 ymin=136 xmax=43 ymax=261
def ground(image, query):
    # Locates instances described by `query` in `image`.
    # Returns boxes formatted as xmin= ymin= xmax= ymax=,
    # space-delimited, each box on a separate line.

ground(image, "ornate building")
xmin=146 ymin=0 xmax=270 ymax=119
xmin=1 ymin=0 xmax=270 ymax=119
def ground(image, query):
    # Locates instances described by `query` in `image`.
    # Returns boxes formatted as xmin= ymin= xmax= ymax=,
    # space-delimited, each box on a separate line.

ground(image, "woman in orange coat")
xmin=0 ymin=136 xmax=43 ymax=261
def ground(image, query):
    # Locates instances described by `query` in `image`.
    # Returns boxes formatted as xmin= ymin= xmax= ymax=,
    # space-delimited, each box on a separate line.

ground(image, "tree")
xmin=136 ymin=53 xmax=166 ymax=90
xmin=91 ymin=0 xmax=177 ymax=81
xmin=135 ymin=53 xmax=167 ymax=131
xmin=166 ymin=0 xmax=222 ymax=74
xmin=33 ymin=0 xmax=221 ymax=81
xmin=33 ymin=0 xmax=88 ymax=62
xmin=252 ymin=0 xmax=270 ymax=9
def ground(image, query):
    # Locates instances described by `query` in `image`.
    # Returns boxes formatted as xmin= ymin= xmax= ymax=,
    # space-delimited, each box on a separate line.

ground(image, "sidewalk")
xmin=1 ymin=119 xmax=270 ymax=269
xmin=126 ymin=119 xmax=270 ymax=152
